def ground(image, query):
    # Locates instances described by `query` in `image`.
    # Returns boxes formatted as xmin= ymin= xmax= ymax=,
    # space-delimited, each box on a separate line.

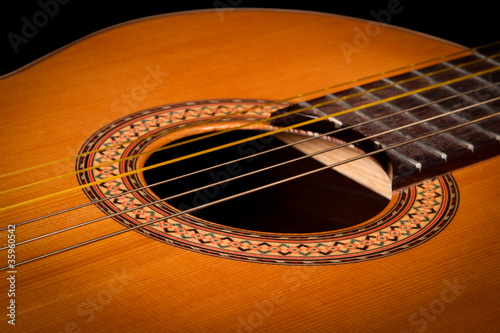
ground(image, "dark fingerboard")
xmin=271 ymin=44 xmax=500 ymax=189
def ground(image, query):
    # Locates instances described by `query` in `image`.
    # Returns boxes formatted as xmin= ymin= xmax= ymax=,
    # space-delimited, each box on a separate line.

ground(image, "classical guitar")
xmin=1 ymin=9 xmax=499 ymax=332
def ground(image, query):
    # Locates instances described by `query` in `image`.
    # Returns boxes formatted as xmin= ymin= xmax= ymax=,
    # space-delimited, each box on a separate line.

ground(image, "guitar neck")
xmin=272 ymin=44 xmax=500 ymax=189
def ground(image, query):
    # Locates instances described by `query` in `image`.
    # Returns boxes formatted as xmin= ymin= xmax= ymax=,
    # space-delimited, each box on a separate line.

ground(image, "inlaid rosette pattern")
xmin=76 ymin=100 xmax=459 ymax=265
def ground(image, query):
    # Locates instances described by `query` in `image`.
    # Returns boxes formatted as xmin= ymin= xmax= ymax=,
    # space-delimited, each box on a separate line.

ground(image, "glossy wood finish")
xmin=0 ymin=9 xmax=499 ymax=332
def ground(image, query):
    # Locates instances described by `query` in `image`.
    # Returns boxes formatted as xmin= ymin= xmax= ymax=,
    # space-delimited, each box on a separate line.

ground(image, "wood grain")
xmin=0 ymin=9 xmax=498 ymax=332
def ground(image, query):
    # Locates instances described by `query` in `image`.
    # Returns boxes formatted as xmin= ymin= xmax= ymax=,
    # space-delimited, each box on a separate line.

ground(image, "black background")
xmin=1 ymin=0 xmax=498 ymax=76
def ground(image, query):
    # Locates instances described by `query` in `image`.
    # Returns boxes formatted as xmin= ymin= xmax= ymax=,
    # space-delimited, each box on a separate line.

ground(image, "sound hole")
xmin=143 ymin=130 xmax=390 ymax=233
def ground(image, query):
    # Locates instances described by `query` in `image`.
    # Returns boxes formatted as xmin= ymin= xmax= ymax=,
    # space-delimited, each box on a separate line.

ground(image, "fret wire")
xmin=443 ymin=60 xmax=500 ymax=92
xmin=3 ymin=109 xmax=499 ymax=271
xmin=487 ymin=57 xmax=500 ymax=68
xmin=349 ymin=86 xmax=449 ymax=161
xmin=476 ymin=49 xmax=500 ymax=68
xmin=381 ymin=76 xmax=476 ymax=151
xmin=430 ymin=61 xmax=500 ymax=119
xmin=413 ymin=68 xmax=500 ymax=142
xmin=439 ymin=68 xmax=500 ymax=141
xmin=303 ymin=91 xmax=425 ymax=170
xmin=298 ymin=101 xmax=344 ymax=128
xmin=387 ymin=149 xmax=422 ymax=171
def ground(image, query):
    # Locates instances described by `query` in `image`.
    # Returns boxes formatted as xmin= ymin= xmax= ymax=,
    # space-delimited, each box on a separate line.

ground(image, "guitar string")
xmin=2 ymin=82 xmax=496 ymax=233
xmin=3 ymin=43 xmax=500 ymax=264
xmin=5 ymin=93 xmax=499 ymax=250
xmin=2 ymin=110 xmax=498 ymax=271
xmin=1 ymin=64 xmax=499 ymax=214
xmin=1 ymin=55 xmax=499 ymax=212
xmin=1 ymin=51 xmax=498 ymax=196
xmin=0 ymin=46 xmax=475 ymax=180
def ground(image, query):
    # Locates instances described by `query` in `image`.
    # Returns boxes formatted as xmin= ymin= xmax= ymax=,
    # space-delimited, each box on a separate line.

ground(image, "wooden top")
xmin=1 ymin=9 xmax=499 ymax=333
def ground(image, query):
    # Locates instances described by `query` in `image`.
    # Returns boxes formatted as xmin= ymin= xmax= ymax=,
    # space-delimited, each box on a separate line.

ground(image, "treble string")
xmin=5 ymin=92 xmax=499 ymax=251
xmin=2 ymin=82 xmax=495 ymax=233
xmin=1 ymin=50 xmax=499 ymax=200
xmin=2 ymin=109 xmax=498 ymax=271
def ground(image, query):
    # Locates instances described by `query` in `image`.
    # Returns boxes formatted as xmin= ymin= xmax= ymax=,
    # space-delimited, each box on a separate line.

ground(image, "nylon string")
xmin=2 ymin=109 xmax=498 ymax=270
xmin=1 ymin=44 xmax=499 ymax=269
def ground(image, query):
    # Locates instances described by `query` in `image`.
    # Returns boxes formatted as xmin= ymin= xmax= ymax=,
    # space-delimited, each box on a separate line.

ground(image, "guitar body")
xmin=1 ymin=9 xmax=499 ymax=332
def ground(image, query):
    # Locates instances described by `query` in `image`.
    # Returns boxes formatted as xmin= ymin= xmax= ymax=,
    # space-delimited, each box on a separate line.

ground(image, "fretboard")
xmin=271 ymin=43 xmax=500 ymax=189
